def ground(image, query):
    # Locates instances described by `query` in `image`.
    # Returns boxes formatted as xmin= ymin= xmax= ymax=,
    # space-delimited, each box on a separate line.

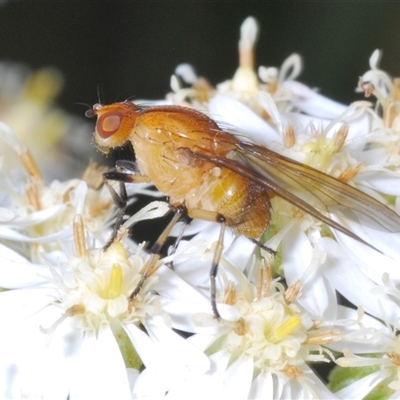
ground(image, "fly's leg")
xmin=249 ymin=238 xmax=276 ymax=256
xmin=189 ymin=209 xmax=229 ymax=319
xmin=209 ymin=216 xmax=226 ymax=319
xmin=102 ymin=160 xmax=151 ymax=249
xmin=129 ymin=206 xmax=185 ymax=301
xmin=166 ymin=213 xmax=192 ymax=270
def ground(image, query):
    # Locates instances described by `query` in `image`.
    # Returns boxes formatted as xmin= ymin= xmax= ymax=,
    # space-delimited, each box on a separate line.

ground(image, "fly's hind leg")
xmin=102 ymin=160 xmax=151 ymax=249
xmin=249 ymin=238 xmax=276 ymax=256
xmin=189 ymin=209 xmax=228 ymax=319
xmin=210 ymin=216 xmax=226 ymax=319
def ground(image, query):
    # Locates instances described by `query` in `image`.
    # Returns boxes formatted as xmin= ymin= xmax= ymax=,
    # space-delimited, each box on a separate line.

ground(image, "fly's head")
xmin=86 ymin=101 xmax=139 ymax=154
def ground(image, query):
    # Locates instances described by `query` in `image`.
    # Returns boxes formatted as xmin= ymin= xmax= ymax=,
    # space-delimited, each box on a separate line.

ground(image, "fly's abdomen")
xmin=189 ymin=167 xmax=271 ymax=239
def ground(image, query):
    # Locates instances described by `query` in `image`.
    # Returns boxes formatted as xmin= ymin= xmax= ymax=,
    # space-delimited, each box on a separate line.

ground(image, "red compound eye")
xmin=97 ymin=112 xmax=123 ymax=139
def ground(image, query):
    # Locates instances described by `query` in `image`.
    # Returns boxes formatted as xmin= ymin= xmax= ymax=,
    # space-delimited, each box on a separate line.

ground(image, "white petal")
xmin=0 ymin=204 xmax=66 ymax=227
xmin=0 ymin=207 xmax=15 ymax=222
xmin=175 ymin=63 xmax=198 ymax=84
xmin=282 ymin=224 xmax=333 ymax=318
xmin=124 ymin=323 xmax=164 ymax=370
xmin=0 ymin=244 xmax=50 ymax=287
xmin=0 ymin=306 xmax=70 ymax=399
xmin=123 ymin=201 xmax=170 ymax=229
xmin=209 ymin=94 xmax=281 ymax=145
xmin=334 ymin=370 xmax=388 ymax=400
xmin=222 ymin=354 xmax=253 ymax=398
xmin=320 ymin=237 xmax=400 ymax=320
xmin=248 ymin=371 xmax=275 ymax=399
xmin=144 ymin=314 xmax=210 ymax=373
xmin=354 ymin=170 xmax=400 ymax=196
xmin=223 ymin=235 xmax=256 ymax=272
xmin=69 ymin=326 xmax=132 ymax=400
xmin=0 ymin=287 xmax=56 ymax=321
xmin=302 ymin=365 xmax=339 ymax=399
xmin=0 ymin=226 xmax=72 ymax=243
xmin=70 ymin=181 xmax=88 ymax=215
xmin=282 ymin=80 xmax=347 ymax=118
xmin=166 ymin=350 xmax=229 ymax=399
xmin=333 ymin=224 xmax=400 ymax=280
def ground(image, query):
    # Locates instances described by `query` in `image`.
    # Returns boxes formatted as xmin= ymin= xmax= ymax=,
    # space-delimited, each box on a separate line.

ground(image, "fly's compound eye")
xmin=97 ymin=112 xmax=123 ymax=139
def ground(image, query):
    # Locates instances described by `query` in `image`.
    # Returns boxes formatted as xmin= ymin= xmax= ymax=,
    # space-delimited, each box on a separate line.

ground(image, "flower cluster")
xmin=1 ymin=16 xmax=400 ymax=400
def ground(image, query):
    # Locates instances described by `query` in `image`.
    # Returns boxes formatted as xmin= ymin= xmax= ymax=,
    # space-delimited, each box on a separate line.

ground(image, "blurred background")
xmin=0 ymin=2 xmax=398 ymax=184
xmin=0 ymin=2 xmax=399 ymax=178
xmin=1 ymin=2 xmax=399 ymax=114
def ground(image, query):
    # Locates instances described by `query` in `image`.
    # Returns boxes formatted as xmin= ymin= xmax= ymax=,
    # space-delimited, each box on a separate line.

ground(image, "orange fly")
xmin=87 ymin=101 xmax=400 ymax=318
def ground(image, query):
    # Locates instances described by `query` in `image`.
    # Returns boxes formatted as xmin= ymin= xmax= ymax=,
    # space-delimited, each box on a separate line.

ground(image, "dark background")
xmin=1 ymin=2 xmax=399 ymax=117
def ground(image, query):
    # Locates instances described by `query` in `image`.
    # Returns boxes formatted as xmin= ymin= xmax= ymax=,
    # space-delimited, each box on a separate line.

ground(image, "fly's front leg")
xmin=166 ymin=213 xmax=192 ymax=270
xmin=103 ymin=160 xmax=151 ymax=249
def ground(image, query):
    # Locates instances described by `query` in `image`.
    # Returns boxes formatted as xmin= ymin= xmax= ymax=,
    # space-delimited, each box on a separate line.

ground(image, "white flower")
xmin=0 ymin=122 xmax=209 ymax=399
xmin=0 ymin=196 xmax=210 ymax=399
xmin=160 ymin=255 xmax=366 ymax=399
xmin=3 ymin=14 xmax=400 ymax=399
xmin=333 ymin=273 xmax=400 ymax=399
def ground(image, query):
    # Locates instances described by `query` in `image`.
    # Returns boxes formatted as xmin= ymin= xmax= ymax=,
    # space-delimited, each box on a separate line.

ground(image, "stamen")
xmin=338 ymin=162 xmax=362 ymax=183
xmin=26 ymin=180 xmax=42 ymax=210
xmin=223 ymin=281 xmax=237 ymax=305
xmin=283 ymin=124 xmax=296 ymax=148
xmin=392 ymin=78 xmax=400 ymax=101
xmin=73 ymin=214 xmax=87 ymax=258
xmin=282 ymin=364 xmax=303 ymax=380
xmin=234 ymin=317 xmax=246 ymax=336
xmin=387 ymin=352 xmax=400 ymax=367
xmin=82 ymin=161 xmax=109 ymax=190
xmin=284 ymin=279 xmax=303 ymax=304
xmin=305 ymin=329 xmax=342 ymax=345
xmin=66 ymin=304 xmax=86 ymax=316
xmin=256 ymin=259 xmax=272 ymax=300
xmin=332 ymin=125 xmax=348 ymax=153
xmin=358 ymin=77 xmax=375 ymax=97
xmin=18 ymin=148 xmax=43 ymax=181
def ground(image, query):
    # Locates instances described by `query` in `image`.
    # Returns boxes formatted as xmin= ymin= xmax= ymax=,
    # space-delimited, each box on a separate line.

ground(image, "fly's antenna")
xmin=96 ymin=84 xmax=104 ymax=105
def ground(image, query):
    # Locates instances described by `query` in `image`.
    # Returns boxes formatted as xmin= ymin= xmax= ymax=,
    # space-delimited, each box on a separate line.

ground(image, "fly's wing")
xmin=233 ymin=142 xmax=400 ymax=233
xmin=180 ymin=140 xmax=400 ymax=250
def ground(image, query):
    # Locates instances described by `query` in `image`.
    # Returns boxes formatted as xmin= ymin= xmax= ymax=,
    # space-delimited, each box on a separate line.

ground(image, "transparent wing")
xmin=234 ymin=142 xmax=400 ymax=232
xmin=182 ymin=140 xmax=400 ymax=251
